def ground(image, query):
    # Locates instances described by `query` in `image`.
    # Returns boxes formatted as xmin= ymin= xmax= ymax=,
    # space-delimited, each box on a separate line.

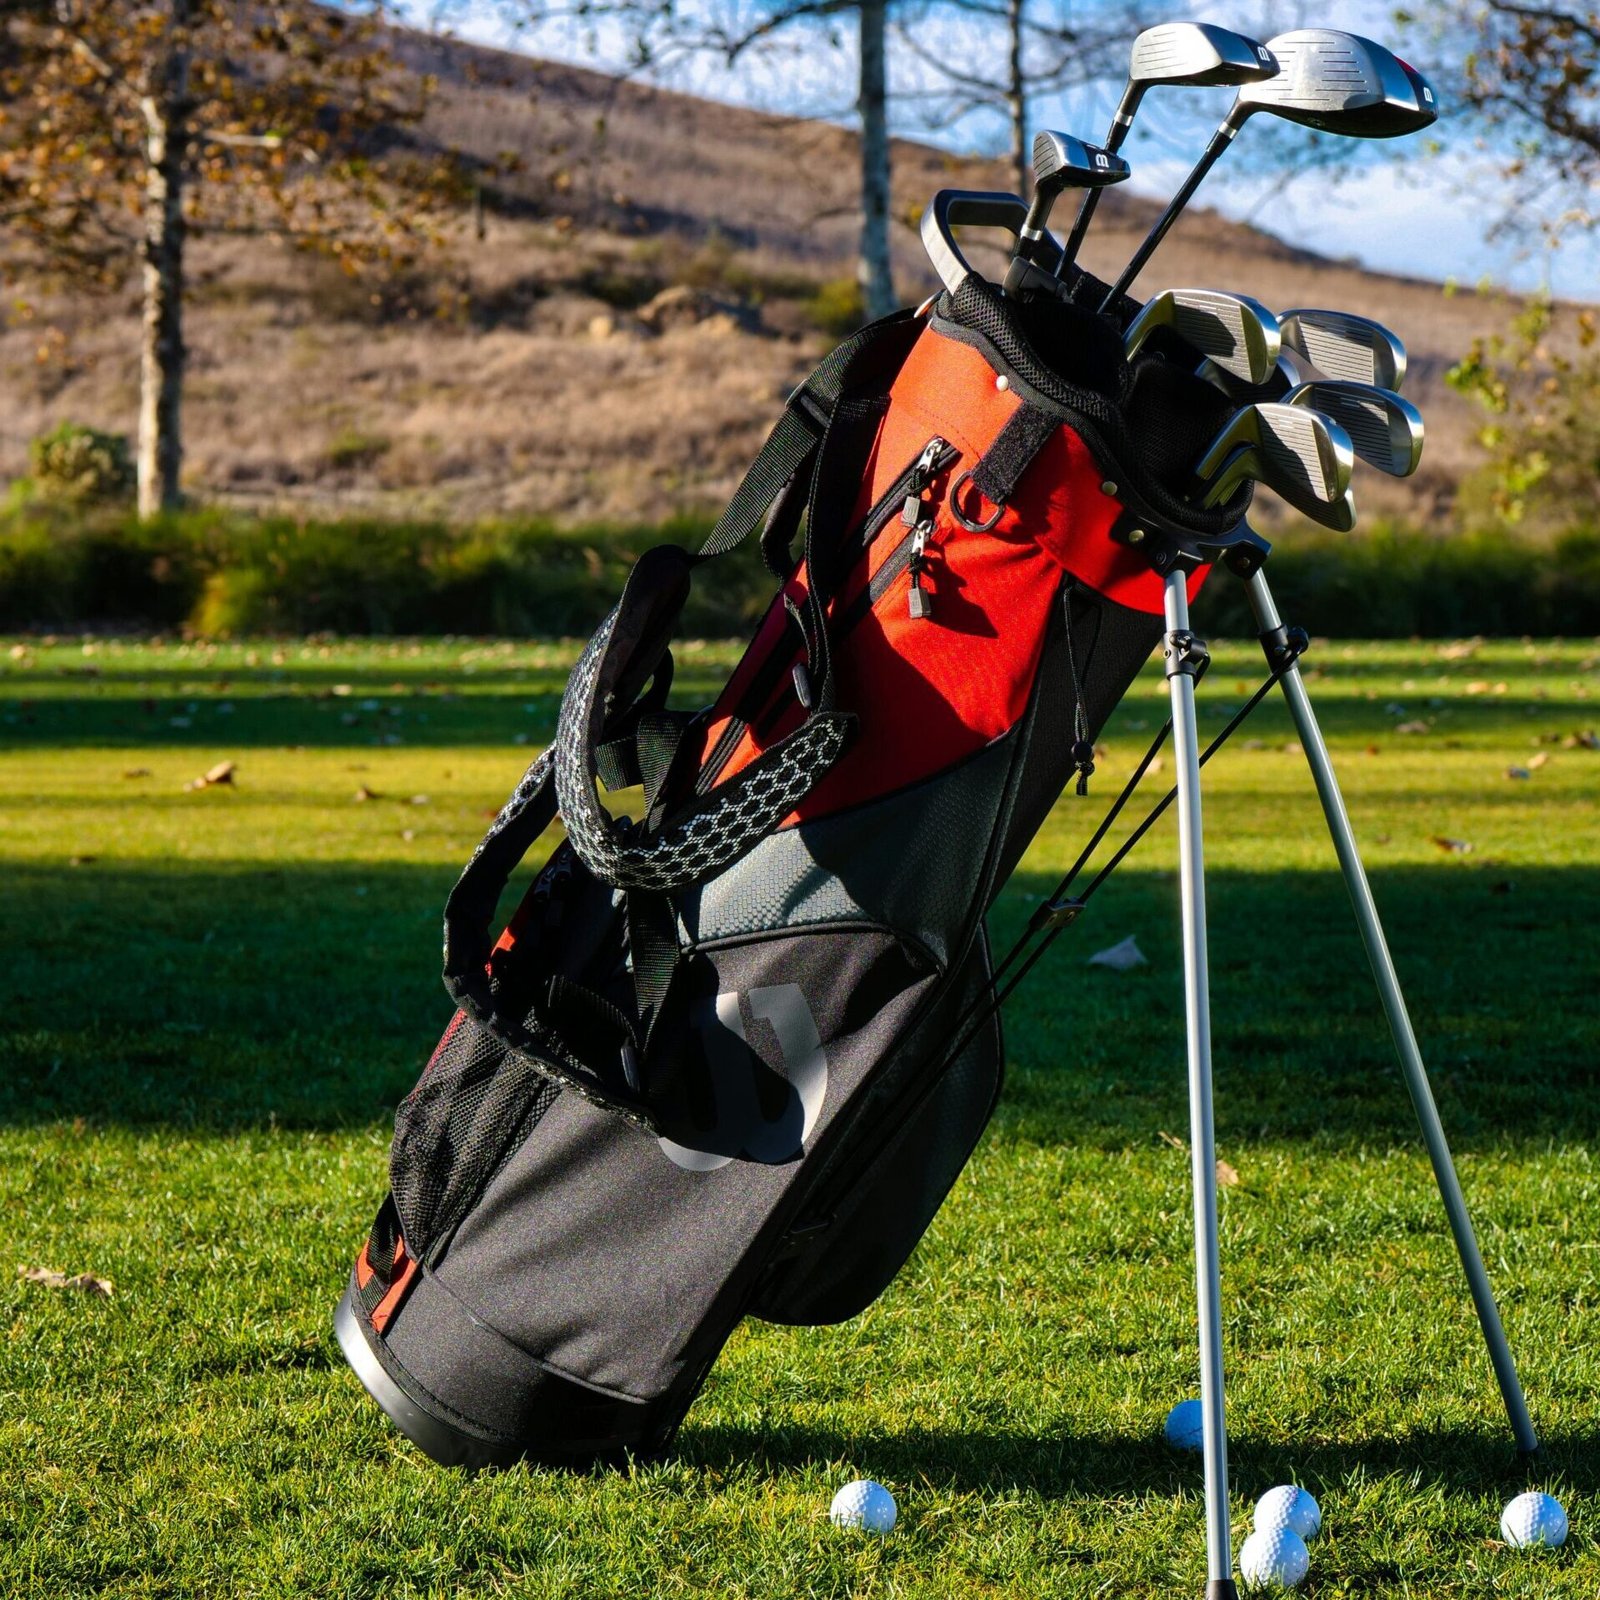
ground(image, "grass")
xmin=3 ymin=628 xmax=1599 ymax=1598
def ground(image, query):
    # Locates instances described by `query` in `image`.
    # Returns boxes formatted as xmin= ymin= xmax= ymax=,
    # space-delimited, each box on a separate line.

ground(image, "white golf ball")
xmin=1163 ymin=1398 xmax=1205 ymax=1453
xmin=1255 ymin=1484 xmax=1322 ymax=1541
xmin=1500 ymin=1490 xmax=1568 ymax=1549
xmin=1239 ymin=1525 xmax=1311 ymax=1589
xmin=829 ymin=1478 xmax=897 ymax=1533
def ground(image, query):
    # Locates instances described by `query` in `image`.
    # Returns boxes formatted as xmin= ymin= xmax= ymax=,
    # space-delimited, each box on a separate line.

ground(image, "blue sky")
xmin=425 ymin=0 xmax=1600 ymax=299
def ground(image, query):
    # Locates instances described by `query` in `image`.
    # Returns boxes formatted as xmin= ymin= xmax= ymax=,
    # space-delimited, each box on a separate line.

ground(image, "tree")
xmin=0 ymin=2 xmax=466 ymax=517
xmin=892 ymin=0 xmax=1142 ymax=194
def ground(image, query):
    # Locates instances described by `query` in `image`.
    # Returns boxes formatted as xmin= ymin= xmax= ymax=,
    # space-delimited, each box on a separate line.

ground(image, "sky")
xmin=417 ymin=0 xmax=1600 ymax=300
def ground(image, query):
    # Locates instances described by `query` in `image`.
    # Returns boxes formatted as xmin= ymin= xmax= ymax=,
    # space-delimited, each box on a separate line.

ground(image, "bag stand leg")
xmin=1162 ymin=571 xmax=1239 ymax=1600
xmin=1245 ymin=567 xmax=1540 ymax=1457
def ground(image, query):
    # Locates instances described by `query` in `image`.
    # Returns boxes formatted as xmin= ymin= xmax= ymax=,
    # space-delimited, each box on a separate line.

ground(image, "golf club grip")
xmin=1101 ymin=123 xmax=1235 ymax=310
xmin=921 ymin=190 xmax=1030 ymax=294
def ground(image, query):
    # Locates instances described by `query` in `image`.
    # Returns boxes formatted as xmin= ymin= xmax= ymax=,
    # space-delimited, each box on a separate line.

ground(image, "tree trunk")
xmin=137 ymin=4 xmax=192 ymax=519
xmin=1008 ymin=0 xmax=1027 ymax=195
xmin=857 ymin=0 xmax=895 ymax=321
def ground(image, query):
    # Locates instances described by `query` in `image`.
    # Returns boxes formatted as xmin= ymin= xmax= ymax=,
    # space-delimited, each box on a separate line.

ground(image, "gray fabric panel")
xmin=681 ymin=729 xmax=1017 ymax=968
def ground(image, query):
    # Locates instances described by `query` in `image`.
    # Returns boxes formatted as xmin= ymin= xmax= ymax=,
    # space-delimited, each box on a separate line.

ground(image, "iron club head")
xmin=1193 ymin=402 xmax=1355 ymax=522
xmin=1123 ymin=289 xmax=1283 ymax=384
xmin=1280 ymin=309 xmax=1409 ymax=390
xmin=1284 ymin=380 xmax=1425 ymax=476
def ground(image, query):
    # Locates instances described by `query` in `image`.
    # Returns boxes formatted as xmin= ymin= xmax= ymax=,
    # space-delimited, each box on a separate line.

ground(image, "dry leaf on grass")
xmin=186 ymin=760 xmax=236 ymax=791
xmin=121 ymin=767 xmax=152 ymax=779
xmin=1088 ymin=935 xmax=1147 ymax=972
xmin=20 ymin=1265 xmax=113 ymax=1298
xmin=1216 ymin=1160 xmax=1241 ymax=1188
xmin=1432 ymin=836 xmax=1474 ymax=854
xmin=1396 ymin=720 xmax=1430 ymax=735
xmin=1158 ymin=1130 xmax=1186 ymax=1152
xmin=353 ymin=785 xmax=379 ymax=802
xmin=1528 ymin=752 xmax=1550 ymax=771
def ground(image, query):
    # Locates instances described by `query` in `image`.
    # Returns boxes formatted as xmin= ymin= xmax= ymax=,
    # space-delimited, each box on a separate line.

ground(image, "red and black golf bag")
xmin=336 ymin=267 xmax=1254 ymax=1468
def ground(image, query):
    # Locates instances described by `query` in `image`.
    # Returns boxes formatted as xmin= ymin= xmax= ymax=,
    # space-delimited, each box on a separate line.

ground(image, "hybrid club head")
xmin=1123 ymin=289 xmax=1282 ymax=384
xmin=1059 ymin=24 xmax=1276 ymax=271
xmin=1281 ymin=308 xmax=1409 ymax=390
xmin=1284 ymin=380 xmax=1425 ymax=476
xmin=1104 ymin=32 xmax=1440 ymax=307
xmin=1193 ymin=403 xmax=1355 ymax=522
xmin=1009 ymin=131 xmax=1129 ymax=290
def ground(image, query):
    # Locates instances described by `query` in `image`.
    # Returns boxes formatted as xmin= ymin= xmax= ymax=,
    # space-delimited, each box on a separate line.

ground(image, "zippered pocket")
xmin=697 ymin=436 xmax=960 ymax=792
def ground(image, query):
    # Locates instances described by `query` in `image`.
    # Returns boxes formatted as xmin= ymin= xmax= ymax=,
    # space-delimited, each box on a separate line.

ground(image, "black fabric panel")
xmin=1121 ymin=349 xmax=1247 ymax=500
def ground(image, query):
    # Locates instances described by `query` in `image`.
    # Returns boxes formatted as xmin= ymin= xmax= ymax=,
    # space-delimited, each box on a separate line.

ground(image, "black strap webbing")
xmin=971 ymin=400 xmax=1060 ymax=508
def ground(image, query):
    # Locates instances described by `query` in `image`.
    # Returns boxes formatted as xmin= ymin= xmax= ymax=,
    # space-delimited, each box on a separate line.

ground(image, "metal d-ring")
xmin=950 ymin=469 xmax=1004 ymax=533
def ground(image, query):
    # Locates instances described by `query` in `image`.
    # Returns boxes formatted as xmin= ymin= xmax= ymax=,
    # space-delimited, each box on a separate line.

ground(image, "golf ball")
xmin=1500 ymin=1490 xmax=1568 ymax=1549
xmin=1256 ymin=1484 xmax=1322 ymax=1541
xmin=1239 ymin=1525 xmax=1311 ymax=1589
xmin=829 ymin=1478 xmax=897 ymax=1533
xmin=1163 ymin=1398 xmax=1205 ymax=1453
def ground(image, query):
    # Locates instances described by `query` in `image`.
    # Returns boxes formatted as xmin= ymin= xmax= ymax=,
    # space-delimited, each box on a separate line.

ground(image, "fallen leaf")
xmin=1088 ymin=935 xmax=1147 ymax=972
xmin=19 ymin=1265 xmax=113 ymax=1298
xmin=1216 ymin=1159 xmax=1241 ymax=1188
xmin=1366 ymin=744 xmax=1381 ymax=756
xmin=1281 ymin=741 xmax=1303 ymax=755
xmin=408 ymin=794 xmax=430 ymax=806
xmin=1432 ymin=836 xmax=1474 ymax=854
xmin=1528 ymin=752 xmax=1550 ymax=770
xmin=1466 ymin=680 xmax=1490 ymax=695
xmin=1396 ymin=720 xmax=1430 ymax=735
xmin=1157 ymin=1130 xmax=1186 ymax=1152
xmin=202 ymin=761 xmax=234 ymax=786
xmin=121 ymin=767 xmax=151 ymax=779
xmin=400 ymin=829 xmax=416 ymax=842
xmin=353 ymin=785 xmax=379 ymax=802
xmin=1439 ymin=640 xmax=1480 ymax=660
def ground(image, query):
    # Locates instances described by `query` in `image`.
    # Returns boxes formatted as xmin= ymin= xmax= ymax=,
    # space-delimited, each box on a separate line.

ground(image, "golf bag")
xmin=336 ymin=272 xmax=1253 ymax=1468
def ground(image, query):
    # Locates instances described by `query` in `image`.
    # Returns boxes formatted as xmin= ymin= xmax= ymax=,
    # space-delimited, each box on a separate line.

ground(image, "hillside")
xmin=0 ymin=32 xmax=1513 ymax=529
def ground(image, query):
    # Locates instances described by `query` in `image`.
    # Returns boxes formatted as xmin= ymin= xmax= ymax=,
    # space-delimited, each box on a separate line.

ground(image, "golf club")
xmin=1010 ymin=130 xmax=1130 ymax=277
xmin=1101 ymin=31 xmax=1438 ymax=309
xmin=1191 ymin=401 xmax=1355 ymax=519
xmin=1056 ymin=22 xmax=1277 ymax=272
xmin=1285 ymin=380 xmax=1425 ymax=476
xmin=1196 ymin=345 xmax=1315 ymax=398
xmin=1282 ymin=308 xmax=1409 ymax=390
xmin=1123 ymin=288 xmax=1282 ymax=383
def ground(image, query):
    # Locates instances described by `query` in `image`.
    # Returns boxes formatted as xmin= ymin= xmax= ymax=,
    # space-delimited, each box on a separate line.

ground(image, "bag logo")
xmin=657 ymin=984 xmax=828 ymax=1171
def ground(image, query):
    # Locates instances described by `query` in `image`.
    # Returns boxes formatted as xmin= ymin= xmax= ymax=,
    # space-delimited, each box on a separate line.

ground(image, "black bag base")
xmin=334 ymin=1273 xmax=668 ymax=1471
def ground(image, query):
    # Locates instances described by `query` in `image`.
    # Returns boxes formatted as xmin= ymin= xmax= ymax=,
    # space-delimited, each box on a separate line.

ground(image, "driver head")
xmin=1128 ymin=22 xmax=1277 ymax=89
xmin=1236 ymin=29 xmax=1438 ymax=137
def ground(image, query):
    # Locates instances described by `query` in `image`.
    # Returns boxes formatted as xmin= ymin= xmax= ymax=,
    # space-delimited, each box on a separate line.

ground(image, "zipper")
xmin=697 ymin=436 xmax=960 ymax=791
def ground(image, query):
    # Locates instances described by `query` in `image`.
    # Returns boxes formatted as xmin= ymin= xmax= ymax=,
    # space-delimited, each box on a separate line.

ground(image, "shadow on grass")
xmin=3 ymin=857 xmax=1597 ymax=1145
xmin=678 ymin=1419 xmax=1600 ymax=1499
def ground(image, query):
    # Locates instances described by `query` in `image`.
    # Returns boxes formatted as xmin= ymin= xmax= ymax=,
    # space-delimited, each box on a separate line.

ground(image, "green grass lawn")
xmin=3 ymin=629 xmax=1598 ymax=1598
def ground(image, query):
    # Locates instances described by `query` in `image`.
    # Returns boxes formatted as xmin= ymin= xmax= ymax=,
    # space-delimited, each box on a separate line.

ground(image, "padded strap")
xmin=970 ymin=400 xmax=1060 ymax=510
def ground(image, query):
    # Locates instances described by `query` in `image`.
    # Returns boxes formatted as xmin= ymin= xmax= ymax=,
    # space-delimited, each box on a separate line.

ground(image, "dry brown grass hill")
xmin=0 ymin=29 xmax=1517 ymax=528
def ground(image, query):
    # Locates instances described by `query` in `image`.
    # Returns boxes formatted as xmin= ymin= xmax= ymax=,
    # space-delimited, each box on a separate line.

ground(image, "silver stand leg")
xmin=1246 ymin=567 xmax=1539 ymax=1455
xmin=1163 ymin=572 xmax=1238 ymax=1599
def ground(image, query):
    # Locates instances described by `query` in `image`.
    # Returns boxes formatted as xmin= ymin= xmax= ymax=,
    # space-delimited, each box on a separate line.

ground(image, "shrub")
xmin=28 ymin=423 xmax=135 ymax=506
xmin=805 ymin=277 xmax=865 ymax=338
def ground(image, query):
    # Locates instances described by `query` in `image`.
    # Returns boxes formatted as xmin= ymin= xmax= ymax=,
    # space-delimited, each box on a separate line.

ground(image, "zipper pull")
xmin=908 ymin=519 xmax=934 ymax=620
xmin=901 ymin=437 xmax=950 ymax=527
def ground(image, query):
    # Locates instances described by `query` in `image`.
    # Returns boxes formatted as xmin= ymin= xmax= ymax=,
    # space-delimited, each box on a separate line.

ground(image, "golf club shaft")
xmin=1163 ymin=572 xmax=1236 ymax=1590
xmin=1246 ymin=569 xmax=1540 ymax=1457
xmin=1101 ymin=121 xmax=1238 ymax=311
xmin=1057 ymin=90 xmax=1137 ymax=271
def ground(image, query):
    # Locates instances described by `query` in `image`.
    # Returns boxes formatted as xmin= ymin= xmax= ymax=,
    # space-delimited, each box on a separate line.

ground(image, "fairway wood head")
xmin=1124 ymin=288 xmax=1283 ymax=383
xmin=1195 ymin=403 xmax=1355 ymax=518
xmin=1281 ymin=309 xmax=1409 ymax=390
xmin=1127 ymin=22 xmax=1277 ymax=90
xmin=1284 ymin=380 xmax=1425 ymax=476
xmin=1236 ymin=29 xmax=1438 ymax=138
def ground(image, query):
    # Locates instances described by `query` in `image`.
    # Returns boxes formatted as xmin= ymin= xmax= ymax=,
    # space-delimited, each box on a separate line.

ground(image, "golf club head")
xmin=1124 ymin=289 xmax=1283 ymax=384
xmin=1127 ymin=22 xmax=1278 ymax=92
xmin=1031 ymin=130 xmax=1130 ymax=195
xmin=1194 ymin=403 xmax=1355 ymax=519
xmin=1281 ymin=309 xmax=1409 ymax=390
xmin=1237 ymin=30 xmax=1438 ymax=138
xmin=1284 ymin=380 xmax=1425 ymax=476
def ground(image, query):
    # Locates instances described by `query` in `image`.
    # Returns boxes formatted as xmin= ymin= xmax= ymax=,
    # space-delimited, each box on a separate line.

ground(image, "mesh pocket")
xmin=390 ymin=1009 xmax=562 ymax=1257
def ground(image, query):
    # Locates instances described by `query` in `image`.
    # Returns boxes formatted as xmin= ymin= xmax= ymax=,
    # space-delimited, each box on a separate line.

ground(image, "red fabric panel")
xmin=692 ymin=320 xmax=1209 ymax=823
